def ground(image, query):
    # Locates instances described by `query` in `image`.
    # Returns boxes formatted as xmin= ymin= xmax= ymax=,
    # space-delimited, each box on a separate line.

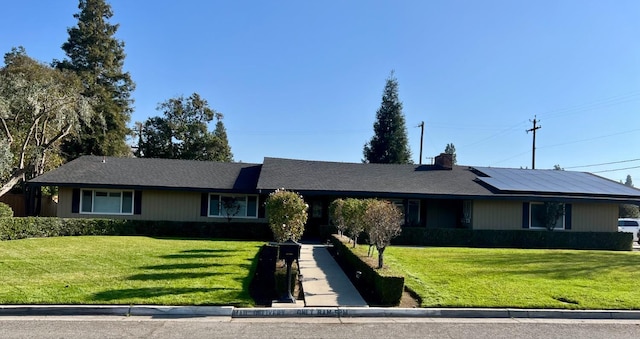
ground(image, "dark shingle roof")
xmin=29 ymin=156 xmax=261 ymax=192
xmin=257 ymin=157 xmax=492 ymax=197
xmin=257 ymin=157 xmax=640 ymax=202
xmin=29 ymin=156 xmax=640 ymax=203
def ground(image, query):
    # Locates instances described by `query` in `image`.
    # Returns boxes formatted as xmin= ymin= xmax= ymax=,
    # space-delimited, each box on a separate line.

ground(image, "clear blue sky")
xmin=2 ymin=0 xmax=639 ymax=182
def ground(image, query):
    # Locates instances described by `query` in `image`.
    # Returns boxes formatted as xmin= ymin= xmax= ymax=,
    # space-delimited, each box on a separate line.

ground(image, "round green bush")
xmin=0 ymin=202 xmax=13 ymax=218
xmin=265 ymin=189 xmax=308 ymax=242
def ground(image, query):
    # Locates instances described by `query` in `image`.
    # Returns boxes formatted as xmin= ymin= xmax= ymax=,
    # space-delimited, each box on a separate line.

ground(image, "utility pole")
xmin=417 ymin=121 xmax=424 ymax=165
xmin=526 ymin=116 xmax=541 ymax=169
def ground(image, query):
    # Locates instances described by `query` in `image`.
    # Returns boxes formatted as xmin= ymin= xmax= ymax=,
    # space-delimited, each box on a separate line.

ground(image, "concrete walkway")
xmin=297 ymin=244 xmax=368 ymax=307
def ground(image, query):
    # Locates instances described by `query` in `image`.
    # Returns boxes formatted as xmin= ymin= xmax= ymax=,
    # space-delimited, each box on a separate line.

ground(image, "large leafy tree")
xmin=363 ymin=71 xmax=412 ymax=164
xmin=56 ymin=0 xmax=134 ymax=159
xmin=137 ymin=93 xmax=233 ymax=162
xmin=0 ymin=48 xmax=95 ymax=197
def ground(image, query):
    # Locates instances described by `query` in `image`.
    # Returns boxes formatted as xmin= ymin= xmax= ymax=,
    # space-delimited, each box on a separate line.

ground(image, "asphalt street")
xmin=1 ymin=316 xmax=639 ymax=339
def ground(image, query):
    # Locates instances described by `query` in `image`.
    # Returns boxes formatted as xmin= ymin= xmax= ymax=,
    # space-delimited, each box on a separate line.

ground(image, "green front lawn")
xmin=385 ymin=246 xmax=640 ymax=309
xmin=0 ymin=236 xmax=262 ymax=306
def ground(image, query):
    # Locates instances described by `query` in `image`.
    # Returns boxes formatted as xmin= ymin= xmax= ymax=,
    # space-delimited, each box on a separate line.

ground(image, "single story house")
xmin=28 ymin=154 xmax=640 ymax=237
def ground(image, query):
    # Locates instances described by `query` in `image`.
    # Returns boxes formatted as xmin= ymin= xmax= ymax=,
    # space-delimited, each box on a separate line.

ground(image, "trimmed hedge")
xmin=0 ymin=203 xmax=13 ymax=218
xmin=329 ymin=234 xmax=404 ymax=306
xmin=127 ymin=220 xmax=272 ymax=240
xmin=0 ymin=217 xmax=132 ymax=240
xmin=392 ymin=227 xmax=632 ymax=251
xmin=0 ymin=217 xmax=273 ymax=241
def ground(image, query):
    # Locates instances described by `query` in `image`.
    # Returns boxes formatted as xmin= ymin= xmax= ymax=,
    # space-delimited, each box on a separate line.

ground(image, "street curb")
xmin=0 ymin=305 xmax=130 ymax=316
xmin=1 ymin=306 xmax=640 ymax=319
xmin=129 ymin=306 xmax=233 ymax=317
xmin=231 ymin=307 xmax=640 ymax=319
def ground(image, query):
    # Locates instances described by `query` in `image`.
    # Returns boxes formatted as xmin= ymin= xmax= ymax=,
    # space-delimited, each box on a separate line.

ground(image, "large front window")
xmin=209 ymin=194 xmax=258 ymax=219
xmin=81 ymin=189 xmax=133 ymax=215
xmin=530 ymin=202 xmax=565 ymax=230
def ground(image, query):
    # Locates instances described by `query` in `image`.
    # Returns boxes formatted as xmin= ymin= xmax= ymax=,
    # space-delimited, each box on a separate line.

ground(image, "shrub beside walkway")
xmin=298 ymin=244 xmax=368 ymax=307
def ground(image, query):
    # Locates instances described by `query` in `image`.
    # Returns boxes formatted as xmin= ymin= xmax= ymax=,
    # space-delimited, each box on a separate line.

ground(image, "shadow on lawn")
xmin=127 ymin=272 xmax=226 ymax=281
xmin=159 ymin=253 xmax=230 ymax=259
xmin=90 ymin=246 xmax=260 ymax=304
xmin=89 ymin=243 xmax=262 ymax=304
xmin=180 ymin=249 xmax=230 ymax=254
xmin=141 ymin=263 xmax=224 ymax=270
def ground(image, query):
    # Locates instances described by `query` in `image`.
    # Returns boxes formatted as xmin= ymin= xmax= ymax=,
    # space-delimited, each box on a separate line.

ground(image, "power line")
xmin=537 ymin=90 xmax=640 ymax=120
xmin=538 ymin=129 xmax=640 ymax=150
xmin=565 ymin=158 xmax=640 ymax=169
xmin=459 ymin=120 xmax=528 ymax=150
xmin=490 ymin=149 xmax=531 ymax=166
xmin=592 ymin=165 xmax=640 ymax=174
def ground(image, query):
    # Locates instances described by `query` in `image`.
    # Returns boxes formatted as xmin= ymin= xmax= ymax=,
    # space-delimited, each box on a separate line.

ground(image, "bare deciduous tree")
xmin=364 ymin=199 xmax=403 ymax=268
xmin=342 ymin=198 xmax=367 ymax=248
xmin=329 ymin=198 xmax=347 ymax=236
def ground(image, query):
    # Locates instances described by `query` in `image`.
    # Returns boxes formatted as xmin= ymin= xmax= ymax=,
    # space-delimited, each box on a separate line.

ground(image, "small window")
xmin=389 ymin=199 xmax=418 ymax=225
xmin=122 ymin=192 xmax=133 ymax=214
xmin=311 ymin=201 xmax=323 ymax=218
xmin=209 ymin=195 xmax=220 ymax=216
xmin=619 ymin=220 xmax=639 ymax=227
xmin=81 ymin=190 xmax=93 ymax=213
xmin=407 ymin=200 xmax=420 ymax=225
xmin=247 ymin=196 xmax=258 ymax=217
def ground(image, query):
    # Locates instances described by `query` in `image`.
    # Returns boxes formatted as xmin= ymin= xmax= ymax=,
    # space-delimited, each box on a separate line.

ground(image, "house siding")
xmin=570 ymin=203 xmax=618 ymax=232
xmin=472 ymin=200 xmax=522 ymax=230
xmin=58 ymin=187 xmax=267 ymax=223
xmin=472 ymin=200 xmax=618 ymax=232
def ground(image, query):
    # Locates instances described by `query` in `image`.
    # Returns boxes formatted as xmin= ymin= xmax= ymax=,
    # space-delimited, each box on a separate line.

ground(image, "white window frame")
xmin=208 ymin=194 xmax=259 ymax=219
xmin=80 ymin=189 xmax=134 ymax=215
xmin=529 ymin=202 xmax=565 ymax=230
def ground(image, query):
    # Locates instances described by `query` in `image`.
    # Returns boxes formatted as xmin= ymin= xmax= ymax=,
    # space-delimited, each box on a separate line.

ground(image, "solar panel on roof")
xmin=473 ymin=167 xmax=640 ymax=197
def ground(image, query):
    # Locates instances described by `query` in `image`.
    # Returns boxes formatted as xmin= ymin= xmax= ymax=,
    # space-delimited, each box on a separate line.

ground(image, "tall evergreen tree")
xmin=56 ymin=0 xmax=135 ymax=159
xmin=363 ymin=71 xmax=412 ymax=164
xmin=624 ymin=175 xmax=633 ymax=187
xmin=213 ymin=120 xmax=233 ymax=162
xmin=444 ymin=143 xmax=457 ymax=165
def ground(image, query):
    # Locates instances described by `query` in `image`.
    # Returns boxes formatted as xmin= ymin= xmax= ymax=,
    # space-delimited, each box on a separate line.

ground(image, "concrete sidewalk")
xmin=297 ymin=244 xmax=368 ymax=307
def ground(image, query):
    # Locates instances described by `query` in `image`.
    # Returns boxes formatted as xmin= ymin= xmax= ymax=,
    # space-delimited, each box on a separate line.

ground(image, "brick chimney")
xmin=434 ymin=153 xmax=453 ymax=170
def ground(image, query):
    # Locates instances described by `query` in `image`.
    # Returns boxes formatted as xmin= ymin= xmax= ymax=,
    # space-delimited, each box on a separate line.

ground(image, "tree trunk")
xmin=377 ymin=246 xmax=385 ymax=269
xmin=0 ymin=169 xmax=25 ymax=197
